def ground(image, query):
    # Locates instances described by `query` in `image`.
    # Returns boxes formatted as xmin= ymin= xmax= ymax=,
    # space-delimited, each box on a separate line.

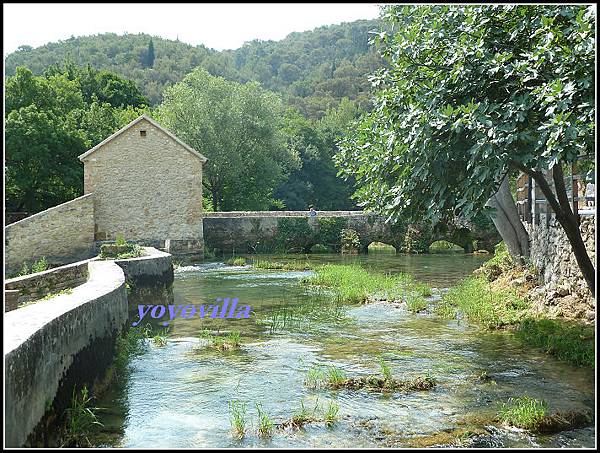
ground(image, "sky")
xmin=3 ymin=3 xmax=381 ymax=55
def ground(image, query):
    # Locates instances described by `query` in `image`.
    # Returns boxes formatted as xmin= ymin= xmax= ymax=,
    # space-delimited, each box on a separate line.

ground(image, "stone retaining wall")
xmin=4 ymin=260 xmax=128 ymax=447
xmin=526 ymin=215 xmax=596 ymax=319
xmin=4 ymin=194 xmax=95 ymax=275
xmin=3 ymin=247 xmax=174 ymax=446
xmin=4 ymin=259 xmax=96 ymax=309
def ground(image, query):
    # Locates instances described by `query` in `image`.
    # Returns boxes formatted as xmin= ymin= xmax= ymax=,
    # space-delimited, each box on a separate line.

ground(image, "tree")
xmin=146 ymin=38 xmax=155 ymax=68
xmin=5 ymin=66 xmax=151 ymax=213
xmin=336 ymin=5 xmax=595 ymax=294
xmin=157 ymin=68 xmax=300 ymax=211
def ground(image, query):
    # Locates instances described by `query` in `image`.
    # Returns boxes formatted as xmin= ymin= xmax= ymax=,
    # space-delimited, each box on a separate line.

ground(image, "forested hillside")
xmin=6 ymin=19 xmax=384 ymax=118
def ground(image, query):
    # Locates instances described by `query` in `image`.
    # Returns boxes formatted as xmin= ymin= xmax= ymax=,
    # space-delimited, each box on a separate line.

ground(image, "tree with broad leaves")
xmin=336 ymin=5 xmax=595 ymax=295
xmin=157 ymin=67 xmax=300 ymax=211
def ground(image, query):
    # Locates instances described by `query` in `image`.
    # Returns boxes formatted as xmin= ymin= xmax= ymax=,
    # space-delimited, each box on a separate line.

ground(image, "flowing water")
xmin=91 ymin=253 xmax=595 ymax=448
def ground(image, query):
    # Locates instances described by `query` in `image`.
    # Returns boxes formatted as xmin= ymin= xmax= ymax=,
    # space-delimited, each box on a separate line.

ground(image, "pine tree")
xmin=146 ymin=38 xmax=155 ymax=68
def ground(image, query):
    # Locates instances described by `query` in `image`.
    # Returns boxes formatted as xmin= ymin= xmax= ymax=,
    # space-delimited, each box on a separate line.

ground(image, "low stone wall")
xmin=4 ymin=194 xmax=95 ymax=276
xmin=4 ymin=260 xmax=128 ymax=447
xmin=526 ymin=215 xmax=596 ymax=319
xmin=114 ymin=247 xmax=174 ymax=288
xmin=4 ymin=259 xmax=97 ymax=309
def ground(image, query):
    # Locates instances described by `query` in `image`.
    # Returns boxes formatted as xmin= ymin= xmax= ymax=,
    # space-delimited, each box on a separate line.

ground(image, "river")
xmin=91 ymin=252 xmax=595 ymax=448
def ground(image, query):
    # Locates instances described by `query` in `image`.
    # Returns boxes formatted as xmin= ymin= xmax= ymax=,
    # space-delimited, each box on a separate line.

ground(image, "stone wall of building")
xmin=81 ymin=118 xmax=204 ymax=249
xmin=526 ymin=215 xmax=595 ymax=319
xmin=4 ymin=194 xmax=95 ymax=275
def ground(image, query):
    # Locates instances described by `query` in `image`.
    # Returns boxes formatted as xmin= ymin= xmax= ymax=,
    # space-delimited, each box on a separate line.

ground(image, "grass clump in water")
xmin=228 ymin=400 xmax=247 ymax=439
xmin=278 ymin=399 xmax=341 ymax=430
xmin=303 ymin=264 xmax=431 ymax=304
xmin=515 ymin=318 xmax=594 ymax=368
xmin=439 ymin=273 xmax=594 ymax=368
xmin=304 ymin=362 xmax=435 ymax=393
xmin=199 ymin=329 xmax=242 ymax=351
xmin=323 ymin=401 xmax=340 ymax=426
xmin=405 ymin=293 xmax=428 ymax=313
xmin=252 ymin=259 xmax=312 ymax=271
xmin=499 ymin=396 xmax=548 ymax=430
xmin=225 ymin=257 xmax=247 ymax=266
xmin=150 ymin=327 xmax=169 ymax=347
xmin=255 ymin=403 xmax=275 ymax=438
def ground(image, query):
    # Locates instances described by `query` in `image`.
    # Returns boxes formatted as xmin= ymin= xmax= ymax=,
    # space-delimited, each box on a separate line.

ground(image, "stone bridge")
xmin=203 ymin=211 xmax=500 ymax=255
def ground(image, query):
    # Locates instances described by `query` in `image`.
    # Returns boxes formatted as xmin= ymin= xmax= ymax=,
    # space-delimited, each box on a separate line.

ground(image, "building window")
xmin=140 ymin=130 xmax=147 ymax=137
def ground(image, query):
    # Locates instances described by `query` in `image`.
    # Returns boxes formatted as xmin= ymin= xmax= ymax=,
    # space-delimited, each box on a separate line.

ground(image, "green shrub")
xmin=340 ymin=228 xmax=360 ymax=253
xmin=100 ymin=240 xmax=143 ymax=259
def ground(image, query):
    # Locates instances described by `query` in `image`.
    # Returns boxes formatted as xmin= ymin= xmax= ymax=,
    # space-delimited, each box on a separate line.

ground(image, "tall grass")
xmin=252 ymin=259 xmax=312 ymax=271
xmin=225 ymin=257 xmax=247 ymax=266
xmin=303 ymin=264 xmax=431 ymax=304
xmin=436 ymin=275 xmax=529 ymax=329
xmin=255 ymin=403 xmax=275 ymax=437
xmin=515 ymin=318 xmax=595 ymax=367
xmin=228 ymin=400 xmax=247 ymax=439
xmin=499 ymin=396 xmax=548 ymax=430
xmin=61 ymin=386 xmax=103 ymax=447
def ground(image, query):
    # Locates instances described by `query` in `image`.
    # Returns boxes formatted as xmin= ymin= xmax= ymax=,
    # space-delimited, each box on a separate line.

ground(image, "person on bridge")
xmin=309 ymin=205 xmax=317 ymax=217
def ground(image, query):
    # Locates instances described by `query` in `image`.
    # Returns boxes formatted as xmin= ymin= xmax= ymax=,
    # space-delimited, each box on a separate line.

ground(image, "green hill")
xmin=5 ymin=19 xmax=384 ymax=118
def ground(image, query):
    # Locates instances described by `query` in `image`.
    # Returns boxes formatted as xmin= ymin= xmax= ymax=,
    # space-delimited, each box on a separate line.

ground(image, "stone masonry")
xmin=4 ymin=194 xmax=95 ymax=275
xmin=526 ymin=215 xmax=596 ymax=320
xmin=79 ymin=115 xmax=207 ymax=252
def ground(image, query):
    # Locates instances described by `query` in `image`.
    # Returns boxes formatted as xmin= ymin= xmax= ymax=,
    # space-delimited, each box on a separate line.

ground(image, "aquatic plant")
xmin=199 ymin=329 xmax=242 ymax=351
xmin=304 ymin=264 xmax=431 ymax=304
xmin=323 ymin=401 xmax=340 ymax=426
xmin=255 ymin=403 xmax=275 ymax=437
xmin=225 ymin=257 xmax=247 ymax=266
xmin=405 ymin=293 xmax=428 ymax=313
xmin=277 ymin=399 xmax=340 ymax=430
xmin=113 ymin=324 xmax=151 ymax=376
xmin=61 ymin=386 xmax=103 ymax=447
xmin=515 ymin=318 xmax=595 ymax=368
xmin=436 ymin=275 xmax=529 ymax=329
xmin=252 ymin=259 xmax=312 ymax=271
xmin=379 ymin=357 xmax=393 ymax=382
xmin=304 ymin=365 xmax=327 ymax=388
xmin=151 ymin=327 xmax=169 ymax=347
xmin=326 ymin=366 xmax=347 ymax=387
xmin=499 ymin=396 xmax=548 ymax=430
xmin=228 ymin=400 xmax=247 ymax=439
xmin=290 ymin=400 xmax=316 ymax=427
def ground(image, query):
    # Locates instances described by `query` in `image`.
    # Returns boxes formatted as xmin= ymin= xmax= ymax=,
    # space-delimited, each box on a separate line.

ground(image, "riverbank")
xmin=439 ymin=243 xmax=594 ymax=368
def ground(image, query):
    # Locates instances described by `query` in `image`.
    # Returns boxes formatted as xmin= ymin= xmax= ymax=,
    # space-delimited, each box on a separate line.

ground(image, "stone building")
xmin=5 ymin=115 xmax=207 ymax=273
xmin=78 ymin=115 xmax=207 ymax=254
